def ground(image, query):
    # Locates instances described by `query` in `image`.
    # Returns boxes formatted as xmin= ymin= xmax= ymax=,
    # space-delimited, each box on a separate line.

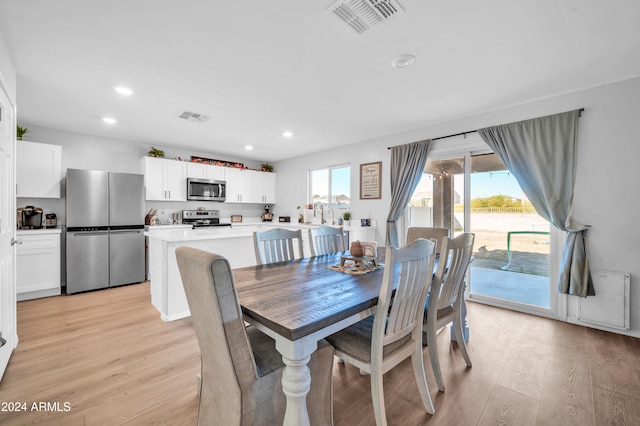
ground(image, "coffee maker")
xmin=17 ymin=206 xmax=44 ymax=229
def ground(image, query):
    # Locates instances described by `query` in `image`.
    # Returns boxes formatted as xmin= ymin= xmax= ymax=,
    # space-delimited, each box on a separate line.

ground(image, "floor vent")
xmin=177 ymin=111 xmax=210 ymax=123
xmin=327 ymin=0 xmax=404 ymax=35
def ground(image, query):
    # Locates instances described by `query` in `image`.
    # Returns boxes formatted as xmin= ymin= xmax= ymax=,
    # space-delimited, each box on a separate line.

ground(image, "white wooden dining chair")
xmin=422 ymin=232 xmax=475 ymax=392
xmin=326 ymin=238 xmax=437 ymax=425
xmin=308 ymin=226 xmax=345 ymax=256
xmin=407 ymin=226 xmax=450 ymax=256
xmin=253 ymin=228 xmax=304 ymax=265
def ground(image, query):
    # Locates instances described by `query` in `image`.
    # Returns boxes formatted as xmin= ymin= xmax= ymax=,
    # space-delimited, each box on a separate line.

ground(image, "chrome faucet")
xmin=327 ymin=209 xmax=336 ymax=225
xmin=314 ymin=202 xmax=326 ymax=224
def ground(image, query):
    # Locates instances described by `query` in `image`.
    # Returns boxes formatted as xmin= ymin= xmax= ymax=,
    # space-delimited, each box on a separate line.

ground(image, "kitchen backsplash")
xmin=17 ymin=197 xmax=271 ymax=226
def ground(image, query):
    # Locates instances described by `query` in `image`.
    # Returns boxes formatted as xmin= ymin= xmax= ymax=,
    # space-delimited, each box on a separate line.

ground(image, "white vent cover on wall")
xmin=327 ymin=0 xmax=404 ymax=35
xmin=578 ymin=270 xmax=630 ymax=331
xmin=176 ymin=111 xmax=210 ymax=123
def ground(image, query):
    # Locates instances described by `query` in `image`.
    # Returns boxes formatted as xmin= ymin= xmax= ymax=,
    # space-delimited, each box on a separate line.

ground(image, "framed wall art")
xmin=360 ymin=161 xmax=382 ymax=200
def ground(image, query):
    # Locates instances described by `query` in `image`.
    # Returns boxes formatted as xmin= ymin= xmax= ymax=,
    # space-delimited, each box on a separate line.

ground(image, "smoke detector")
xmin=176 ymin=111 xmax=210 ymax=123
xmin=327 ymin=0 xmax=404 ymax=35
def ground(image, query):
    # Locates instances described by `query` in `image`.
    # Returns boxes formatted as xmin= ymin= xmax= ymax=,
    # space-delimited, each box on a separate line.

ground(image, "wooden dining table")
xmin=234 ymin=252 xmax=386 ymax=426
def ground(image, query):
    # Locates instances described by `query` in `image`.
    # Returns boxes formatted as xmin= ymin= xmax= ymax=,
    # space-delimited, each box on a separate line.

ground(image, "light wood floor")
xmin=1 ymin=282 xmax=639 ymax=425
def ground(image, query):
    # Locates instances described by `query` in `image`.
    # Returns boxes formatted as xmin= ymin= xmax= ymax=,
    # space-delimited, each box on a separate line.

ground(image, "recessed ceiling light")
xmin=282 ymin=131 xmax=293 ymax=138
xmin=244 ymin=145 xmax=253 ymax=150
xmin=391 ymin=54 xmax=416 ymax=69
xmin=114 ymin=86 xmax=134 ymax=96
xmin=102 ymin=117 xmax=117 ymax=124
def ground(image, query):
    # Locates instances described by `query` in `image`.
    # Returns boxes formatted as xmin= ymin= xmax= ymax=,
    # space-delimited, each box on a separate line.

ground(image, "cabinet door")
xmin=252 ymin=172 xmax=277 ymax=203
xmin=187 ymin=162 xmax=225 ymax=181
xmin=237 ymin=170 xmax=253 ymax=203
xmin=16 ymin=141 xmax=62 ymax=198
xmin=225 ymin=168 xmax=253 ymax=202
xmin=225 ymin=168 xmax=239 ymax=202
xmin=186 ymin=162 xmax=208 ymax=178
xmin=262 ymin=172 xmax=277 ymax=203
xmin=209 ymin=165 xmax=225 ymax=181
xmin=164 ymin=160 xmax=187 ymax=201
xmin=16 ymin=234 xmax=61 ymax=296
xmin=142 ymin=157 xmax=165 ymax=200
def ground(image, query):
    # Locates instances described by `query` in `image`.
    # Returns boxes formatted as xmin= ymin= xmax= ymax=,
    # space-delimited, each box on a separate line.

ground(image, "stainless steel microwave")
xmin=187 ymin=178 xmax=226 ymax=201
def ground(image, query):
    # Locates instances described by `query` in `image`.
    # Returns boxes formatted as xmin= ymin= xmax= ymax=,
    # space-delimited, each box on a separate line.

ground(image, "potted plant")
xmin=16 ymin=125 xmax=29 ymax=140
xmin=147 ymin=146 xmax=165 ymax=158
xmin=297 ymin=206 xmax=303 ymax=223
xmin=261 ymin=163 xmax=274 ymax=172
xmin=342 ymin=212 xmax=351 ymax=226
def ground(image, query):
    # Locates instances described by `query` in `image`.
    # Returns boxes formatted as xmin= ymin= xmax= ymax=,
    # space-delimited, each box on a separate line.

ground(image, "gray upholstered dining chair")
xmin=407 ymin=226 xmax=450 ymax=256
xmin=422 ymin=233 xmax=475 ymax=392
xmin=253 ymin=228 xmax=304 ymax=264
xmin=175 ymin=246 xmax=334 ymax=425
xmin=308 ymin=226 xmax=345 ymax=256
xmin=326 ymin=238 xmax=437 ymax=425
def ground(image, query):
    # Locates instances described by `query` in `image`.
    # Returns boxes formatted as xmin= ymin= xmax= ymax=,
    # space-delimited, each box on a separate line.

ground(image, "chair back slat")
xmin=432 ymin=233 xmax=475 ymax=311
xmin=375 ymin=238 xmax=436 ymax=347
xmin=308 ymin=226 xmax=345 ymax=256
xmin=253 ymin=228 xmax=304 ymax=265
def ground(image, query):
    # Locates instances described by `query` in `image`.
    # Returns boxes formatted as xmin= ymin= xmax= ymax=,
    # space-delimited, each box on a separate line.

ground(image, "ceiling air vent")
xmin=327 ymin=0 xmax=404 ymax=35
xmin=176 ymin=111 xmax=210 ymax=123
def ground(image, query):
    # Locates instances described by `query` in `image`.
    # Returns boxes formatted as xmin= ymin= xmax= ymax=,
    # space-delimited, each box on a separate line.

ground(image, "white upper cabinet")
xmin=252 ymin=171 xmax=276 ymax=204
xmin=225 ymin=168 xmax=253 ymax=203
xmin=186 ymin=162 xmax=225 ymax=181
xmin=142 ymin=156 xmax=187 ymax=201
xmin=16 ymin=141 xmax=62 ymax=198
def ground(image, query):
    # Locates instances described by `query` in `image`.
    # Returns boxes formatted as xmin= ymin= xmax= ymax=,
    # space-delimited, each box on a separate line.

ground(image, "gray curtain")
xmin=477 ymin=109 xmax=593 ymax=297
xmin=386 ymin=140 xmax=431 ymax=247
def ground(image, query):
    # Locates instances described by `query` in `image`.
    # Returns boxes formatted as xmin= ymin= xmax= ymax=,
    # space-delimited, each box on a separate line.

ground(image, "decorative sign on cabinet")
xmin=16 ymin=141 xmax=63 ymax=198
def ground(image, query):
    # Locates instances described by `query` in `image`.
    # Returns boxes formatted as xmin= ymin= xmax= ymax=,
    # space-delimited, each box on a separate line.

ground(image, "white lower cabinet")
xmin=16 ymin=230 xmax=61 ymax=301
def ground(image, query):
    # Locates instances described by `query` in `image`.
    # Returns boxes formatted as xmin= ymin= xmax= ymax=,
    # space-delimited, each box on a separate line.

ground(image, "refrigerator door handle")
xmin=70 ymin=231 xmax=109 ymax=237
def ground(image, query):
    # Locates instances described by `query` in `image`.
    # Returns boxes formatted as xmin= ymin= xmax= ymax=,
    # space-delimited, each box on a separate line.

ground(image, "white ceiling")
xmin=1 ymin=0 xmax=640 ymax=162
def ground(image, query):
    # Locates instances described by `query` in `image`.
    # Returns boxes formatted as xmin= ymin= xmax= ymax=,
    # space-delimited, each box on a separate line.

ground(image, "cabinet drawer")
xmin=18 ymin=234 xmax=60 ymax=250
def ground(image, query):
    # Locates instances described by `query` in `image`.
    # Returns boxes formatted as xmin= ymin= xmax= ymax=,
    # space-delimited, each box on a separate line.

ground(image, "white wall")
xmin=0 ymin=29 xmax=16 ymax=102
xmin=275 ymin=77 xmax=640 ymax=336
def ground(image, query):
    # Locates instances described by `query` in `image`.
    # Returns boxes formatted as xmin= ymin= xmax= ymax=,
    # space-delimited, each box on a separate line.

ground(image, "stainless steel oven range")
xmin=182 ymin=210 xmax=232 ymax=229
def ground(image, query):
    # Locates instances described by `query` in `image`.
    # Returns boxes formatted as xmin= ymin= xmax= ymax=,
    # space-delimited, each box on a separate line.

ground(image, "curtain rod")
xmin=387 ymin=108 xmax=584 ymax=149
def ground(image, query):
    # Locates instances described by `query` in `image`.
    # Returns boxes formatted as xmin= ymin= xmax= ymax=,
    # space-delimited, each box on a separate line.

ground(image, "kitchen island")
xmin=146 ymin=223 xmax=326 ymax=321
xmin=147 ymin=221 xmax=377 ymax=321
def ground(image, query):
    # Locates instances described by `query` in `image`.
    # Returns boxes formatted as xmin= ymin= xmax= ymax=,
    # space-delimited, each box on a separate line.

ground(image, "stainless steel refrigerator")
xmin=66 ymin=169 xmax=145 ymax=294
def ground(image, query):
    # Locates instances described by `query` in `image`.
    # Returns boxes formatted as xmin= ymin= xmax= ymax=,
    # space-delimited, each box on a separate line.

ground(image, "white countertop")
xmin=145 ymin=220 xmax=376 ymax=243
xmin=146 ymin=225 xmax=259 ymax=242
xmin=17 ymin=228 xmax=62 ymax=235
xmin=145 ymin=221 xmax=354 ymax=243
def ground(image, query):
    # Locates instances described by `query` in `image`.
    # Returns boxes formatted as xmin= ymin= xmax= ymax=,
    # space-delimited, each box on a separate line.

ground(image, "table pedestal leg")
xmin=281 ymin=355 xmax=312 ymax=426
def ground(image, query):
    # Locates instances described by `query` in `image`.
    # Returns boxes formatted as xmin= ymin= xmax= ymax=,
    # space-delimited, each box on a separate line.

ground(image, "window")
xmin=310 ymin=165 xmax=350 ymax=209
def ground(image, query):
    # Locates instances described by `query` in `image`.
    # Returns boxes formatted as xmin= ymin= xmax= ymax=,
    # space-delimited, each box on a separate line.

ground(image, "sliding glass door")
xmin=407 ymin=137 xmax=558 ymax=316
xmin=468 ymin=153 xmax=551 ymax=310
